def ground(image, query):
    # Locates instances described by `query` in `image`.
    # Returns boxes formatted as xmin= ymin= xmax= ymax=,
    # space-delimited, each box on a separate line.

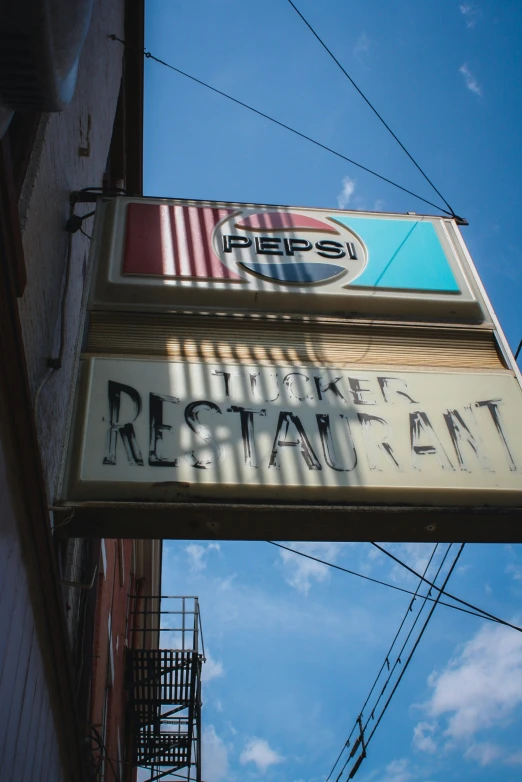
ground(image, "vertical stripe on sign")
xmin=123 ymin=203 xmax=242 ymax=279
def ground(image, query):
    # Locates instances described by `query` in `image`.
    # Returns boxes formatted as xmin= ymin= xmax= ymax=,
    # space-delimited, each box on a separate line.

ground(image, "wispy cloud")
xmin=505 ymin=751 xmax=522 ymax=766
xmin=202 ymin=726 xmax=229 ymax=782
xmin=337 ymin=176 xmax=356 ymax=210
xmin=460 ymin=3 xmax=480 ymax=28
xmin=277 ymin=541 xmax=349 ymax=595
xmin=202 ymin=649 xmax=224 ymax=681
xmin=371 ymin=542 xmax=441 ymax=586
xmin=505 ymin=545 xmax=522 ymax=582
xmin=464 ymin=742 xmax=502 ymax=766
xmin=240 ymin=737 xmax=284 ymax=772
xmin=459 ymin=63 xmax=482 ymax=96
xmin=354 ymin=32 xmax=370 ymax=60
xmin=412 ymin=721 xmax=437 ymax=754
xmin=186 ymin=542 xmax=220 ymax=571
xmin=379 ymin=757 xmax=414 ymax=782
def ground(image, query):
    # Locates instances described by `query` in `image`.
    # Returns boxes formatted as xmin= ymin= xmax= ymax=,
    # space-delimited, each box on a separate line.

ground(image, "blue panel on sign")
xmin=239 ymin=261 xmax=346 ymax=284
xmin=330 ymin=216 xmax=460 ymax=293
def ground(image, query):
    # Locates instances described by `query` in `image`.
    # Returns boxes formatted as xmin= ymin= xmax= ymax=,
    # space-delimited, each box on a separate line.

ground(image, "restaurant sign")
xmin=64 ymin=358 xmax=522 ymax=506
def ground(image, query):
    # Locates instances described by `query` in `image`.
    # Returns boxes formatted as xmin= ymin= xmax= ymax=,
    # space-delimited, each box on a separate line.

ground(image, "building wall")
xmin=18 ymin=0 xmax=125 ymax=500
xmin=90 ymin=538 xmax=135 ymax=781
xmin=0 ymin=1 xmax=129 ymax=780
xmin=0 ymin=402 xmax=66 ymax=782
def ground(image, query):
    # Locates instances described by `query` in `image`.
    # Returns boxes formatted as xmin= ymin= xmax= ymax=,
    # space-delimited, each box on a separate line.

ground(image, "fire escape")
xmin=126 ymin=596 xmax=204 ymax=782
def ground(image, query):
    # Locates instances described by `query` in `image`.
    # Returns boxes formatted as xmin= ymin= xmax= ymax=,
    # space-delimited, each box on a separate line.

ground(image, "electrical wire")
xmin=362 ymin=545 xmax=453 ymax=735
xmin=89 ymin=725 xmax=121 ymax=782
xmin=266 ymin=541 xmax=517 ymax=628
xmin=109 ymin=34 xmax=456 ymax=217
xmin=356 ymin=544 xmax=439 ymax=724
xmin=328 ymin=544 xmax=447 ymax=782
xmin=326 ymin=542 xmax=439 ymax=782
xmin=33 ymin=217 xmax=74 ymax=416
xmin=370 ymin=542 xmax=522 ymax=634
xmin=339 ymin=545 xmax=463 ymax=780
xmin=362 ymin=544 xmax=465 ymax=754
xmin=515 ymin=338 xmax=522 ymax=361
xmin=285 ymin=0 xmax=457 ymax=218
xmin=336 ymin=543 xmax=465 ymax=782
xmin=33 ymin=366 xmax=55 ymax=418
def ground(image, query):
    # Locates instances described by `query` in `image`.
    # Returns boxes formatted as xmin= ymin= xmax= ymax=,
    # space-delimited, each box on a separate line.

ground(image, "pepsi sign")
xmin=218 ymin=210 xmax=365 ymax=285
xmin=89 ymin=198 xmax=489 ymax=322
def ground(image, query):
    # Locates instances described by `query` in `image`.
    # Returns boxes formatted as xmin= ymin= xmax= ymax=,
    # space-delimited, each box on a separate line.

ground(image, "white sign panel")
xmin=65 ymin=358 xmax=522 ymax=506
xmin=89 ymin=198 xmax=488 ymax=321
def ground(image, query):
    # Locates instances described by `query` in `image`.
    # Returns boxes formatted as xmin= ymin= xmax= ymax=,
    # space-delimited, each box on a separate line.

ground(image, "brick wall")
xmin=90 ymin=538 xmax=136 ymax=781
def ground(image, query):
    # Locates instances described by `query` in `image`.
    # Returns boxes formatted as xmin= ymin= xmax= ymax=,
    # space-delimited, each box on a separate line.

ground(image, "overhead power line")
xmin=361 ymin=545 xmax=453 ymax=730
xmin=334 ymin=545 xmax=462 ymax=780
xmin=266 ymin=541 xmax=521 ymax=631
xmin=514 ymin=338 xmax=522 ymax=361
xmin=109 ymin=34 xmax=460 ymax=218
xmin=325 ymin=542 xmax=441 ymax=782
xmin=285 ymin=0 xmax=457 ymax=218
xmin=354 ymin=544 xmax=466 ymax=775
xmin=324 ymin=544 xmax=461 ymax=781
xmin=370 ymin=542 xmax=522 ymax=634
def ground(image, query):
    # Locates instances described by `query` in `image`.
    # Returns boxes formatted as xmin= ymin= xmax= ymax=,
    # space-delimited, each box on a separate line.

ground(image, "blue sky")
xmin=143 ymin=2 xmax=522 ymax=780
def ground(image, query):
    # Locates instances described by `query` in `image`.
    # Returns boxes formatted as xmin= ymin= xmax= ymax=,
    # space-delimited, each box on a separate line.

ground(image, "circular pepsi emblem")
xmin=214 ymin=208 xmax=367 ymax=286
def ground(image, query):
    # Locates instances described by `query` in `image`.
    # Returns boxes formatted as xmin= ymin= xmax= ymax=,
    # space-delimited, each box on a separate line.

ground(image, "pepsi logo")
xmin=214 ymin=209 xmax=367 ymax=286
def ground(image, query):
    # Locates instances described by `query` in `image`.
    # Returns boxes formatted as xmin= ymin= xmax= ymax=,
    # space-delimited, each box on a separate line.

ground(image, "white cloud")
xmin=412 ymin=721 xmax=437 ymax=753
xmin=373 ymin=542 xmax=439 ymax=585
xmin=337 ymin=176 xmax=356 ymax=210
xmin=354 ymin=32 xmax=370 ymax=59
xmin=464 ymin=741 xmax=501 ymax=765
xmin=379 ymin=758 xmax=414 ymax=782
xmin=505 ymin=544 xmax=522 ymax=582
xmin=506 ymin=751 xmax=522 ymax=765
xmin=277 ymin=542 xmax=348 ymax=595
xmin=414 ymin=621 xmax=522 ymax=761
xmin=506 ymin=563 xmax=522 ymax=581
xmin=393 ymin=543 xmax=435 ymax=577
xmin=202 ymin=725 xmax=229 ymax=782
xmin=202 ymin=649 xmax=224 ymax=681
xmin=240 ymin=737 xmax=284 ymax=772
xmin=459 ymin=63 xmax=482 ymax=96
xmin=186 ymin=542 xmax=220 ymax=571
xmin=459 ymin=3 xmax=480 ymax=28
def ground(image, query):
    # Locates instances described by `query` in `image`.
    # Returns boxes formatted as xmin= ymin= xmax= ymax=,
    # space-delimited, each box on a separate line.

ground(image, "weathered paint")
xmin=64 ymin=357 xmax=522 ymax=506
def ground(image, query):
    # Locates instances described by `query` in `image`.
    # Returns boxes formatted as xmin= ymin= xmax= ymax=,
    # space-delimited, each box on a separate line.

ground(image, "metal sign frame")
xmin=55 ymin=197 xmax=522 ymax=542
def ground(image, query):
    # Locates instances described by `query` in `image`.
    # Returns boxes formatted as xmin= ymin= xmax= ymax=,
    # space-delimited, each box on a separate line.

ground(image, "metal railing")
xmin=126 ymin=596 xmax=204 ymax=782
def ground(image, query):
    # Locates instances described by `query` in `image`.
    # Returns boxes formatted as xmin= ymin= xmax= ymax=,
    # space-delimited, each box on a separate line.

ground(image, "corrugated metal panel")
xmin=0 ymin=429 xmax=66 ymax=782
xmin=86 ymin=311 xmax=505 ymax=370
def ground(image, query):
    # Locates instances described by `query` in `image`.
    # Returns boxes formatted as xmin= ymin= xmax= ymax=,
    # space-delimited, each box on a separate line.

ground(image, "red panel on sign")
xmin=122 ymin=203 xmax=241 ymax=279
xmin=235 ymin=211 xmax=339 ymax=233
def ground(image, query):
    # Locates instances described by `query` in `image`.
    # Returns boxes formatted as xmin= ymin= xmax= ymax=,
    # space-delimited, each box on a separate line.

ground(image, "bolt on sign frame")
xmin=56 ymin=197 xmax=522 ymax=541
